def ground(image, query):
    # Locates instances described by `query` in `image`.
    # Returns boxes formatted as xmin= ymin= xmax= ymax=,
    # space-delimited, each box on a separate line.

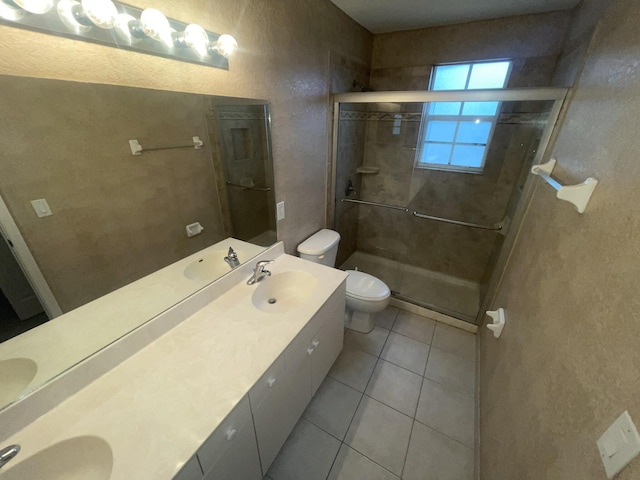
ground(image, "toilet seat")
xmin=346 ymin=270 xmax=390 ymax=301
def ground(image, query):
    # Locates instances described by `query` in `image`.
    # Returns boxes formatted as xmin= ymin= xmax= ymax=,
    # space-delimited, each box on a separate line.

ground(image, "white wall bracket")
xmin=486 ymin=308 xmax=506 ymax=338
xmin=531 ymin=158 xmax=598 ymax=213
xmin=129 ymin=136 xmax=204 ymax=156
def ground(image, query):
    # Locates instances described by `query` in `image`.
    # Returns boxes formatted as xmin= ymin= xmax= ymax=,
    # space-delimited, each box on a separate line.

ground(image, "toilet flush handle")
xmin=318 ymin=254 xmax=325 ymax=260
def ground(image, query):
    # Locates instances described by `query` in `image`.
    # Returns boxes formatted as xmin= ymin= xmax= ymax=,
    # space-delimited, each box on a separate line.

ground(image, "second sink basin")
xmin=0 ymin=357 xmax=37 ymax=407
xmin=252 ymin=271 xmax=318 ymax=313
xmin=0 ymin=436 xmax=113 ymax=480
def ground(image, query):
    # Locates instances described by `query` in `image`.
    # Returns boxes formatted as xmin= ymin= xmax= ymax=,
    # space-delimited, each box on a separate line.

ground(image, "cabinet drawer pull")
xmin=312 ymin=340 xmax=320 ymax=348
xmin=226 ymin=428 xmax=237 ymax=441
xmin=267 ymin=377 xmax=277 ymax=388
xmin=307 ymin=347 xmax=315 ymax=356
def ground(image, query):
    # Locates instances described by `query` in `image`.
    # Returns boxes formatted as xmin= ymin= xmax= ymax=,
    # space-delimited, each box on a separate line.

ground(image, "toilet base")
xmin=344 ymin=309 xmax=376 ymax=333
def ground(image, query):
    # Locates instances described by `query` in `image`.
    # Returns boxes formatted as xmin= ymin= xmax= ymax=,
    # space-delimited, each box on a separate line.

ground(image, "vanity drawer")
xmin=197 ymin=395 xmax=253 ymax=474
xmin=249 ymin=354 xmax=286 ymax=410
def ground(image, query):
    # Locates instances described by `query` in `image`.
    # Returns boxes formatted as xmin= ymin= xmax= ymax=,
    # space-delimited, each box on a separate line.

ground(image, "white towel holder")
xmin=486 ymin=308 xmax=506 ymax=338
xmin=530 ymin=158 xmax=598 ymax=213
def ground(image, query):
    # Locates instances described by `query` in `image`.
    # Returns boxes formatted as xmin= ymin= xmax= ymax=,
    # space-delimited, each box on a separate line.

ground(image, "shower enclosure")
xmin=331 ymin=88 xmax=567 ymax=323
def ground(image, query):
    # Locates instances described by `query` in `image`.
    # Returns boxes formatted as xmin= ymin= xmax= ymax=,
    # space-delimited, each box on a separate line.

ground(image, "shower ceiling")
xmin=330 ymin=0 xmax=581 ymax=33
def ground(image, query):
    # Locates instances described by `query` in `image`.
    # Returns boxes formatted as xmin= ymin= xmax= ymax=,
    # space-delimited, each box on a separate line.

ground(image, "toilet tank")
xmin=297 ymin=229 xmax=341 ymax=267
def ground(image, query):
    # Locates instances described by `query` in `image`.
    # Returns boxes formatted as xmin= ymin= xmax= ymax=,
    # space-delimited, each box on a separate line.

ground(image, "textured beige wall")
xmin=479 ymin=0 xmax=640 ymax=478
xmin=0 ymin=0 xmax=373 ymax=256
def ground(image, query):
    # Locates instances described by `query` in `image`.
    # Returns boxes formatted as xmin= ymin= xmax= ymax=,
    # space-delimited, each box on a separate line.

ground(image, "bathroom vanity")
xmin=0 ymin=242 xmax=347 ymax=479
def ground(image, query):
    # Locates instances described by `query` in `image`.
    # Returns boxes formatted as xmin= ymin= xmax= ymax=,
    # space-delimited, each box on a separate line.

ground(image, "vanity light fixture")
xmin=0 ymin=0 xmax=238 ymax=69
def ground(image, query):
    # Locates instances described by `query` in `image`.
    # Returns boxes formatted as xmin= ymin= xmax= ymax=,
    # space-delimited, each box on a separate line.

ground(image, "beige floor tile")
xmin=267 ymin=418 xmax=341 ymax=480
xmin=415 ymin=378 xmax=475 ymax=447
xmin=328 ymin=347 xmax=378 ymax=392
xmin=376 ymin=306 xmax=400 ymax=330
xmin=425 ymin=347 xmax=476 ymax=395
xmin=364 ymin=360 xmax=422 ymax=417
xmin=432 ymin=323 xmax=477 ymax=363
xmin=403 ymin=421 xmax=473 ymax=480
xmin=344 ymin=396 xmax=413 ymax=475
xmin=303 ymin=377 xmax=362 ymax=440
xmin=328 ymin=444 xmax=399 ymax=480
xmin=344 ymin=326 xmax=390 ymax=357
xmin=380 ymin=332 xmax=430 ymax=375
xmin=392 ymin=311 xmax=435 ymax=344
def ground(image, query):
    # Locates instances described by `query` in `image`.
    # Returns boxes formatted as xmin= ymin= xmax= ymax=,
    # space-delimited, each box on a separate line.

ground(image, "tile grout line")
xmin=399 ymin=320 xmax=437 ymax=479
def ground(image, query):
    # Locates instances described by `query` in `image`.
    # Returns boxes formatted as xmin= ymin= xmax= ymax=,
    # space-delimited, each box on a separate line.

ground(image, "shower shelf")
xmin=128 ymin=137 xmax=204 ymax=156
xmin=530 ymin=158 xmax=598 ymax=213
xmin=356 ymin=166 xmax=380 ymax=174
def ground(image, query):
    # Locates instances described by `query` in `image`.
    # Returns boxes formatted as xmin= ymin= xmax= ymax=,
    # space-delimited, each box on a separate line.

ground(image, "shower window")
xmin=416 ymin=60 xmax=512 ymax=173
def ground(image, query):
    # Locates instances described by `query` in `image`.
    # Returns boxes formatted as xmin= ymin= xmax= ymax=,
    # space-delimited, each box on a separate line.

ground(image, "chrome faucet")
xmin=247 ymin=260 xmax=273 ymax=285
xmin=0 ymin=444 xmax=20 ymax=469
xmin=224 ymin=247 xmax=241 ymax=269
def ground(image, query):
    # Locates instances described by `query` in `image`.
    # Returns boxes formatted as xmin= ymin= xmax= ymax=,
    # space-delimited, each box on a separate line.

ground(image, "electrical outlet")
xmin=597 ymin=411 xmax=640 ymax=478
xmin=276 ymin=201 xmax=285 ymax=221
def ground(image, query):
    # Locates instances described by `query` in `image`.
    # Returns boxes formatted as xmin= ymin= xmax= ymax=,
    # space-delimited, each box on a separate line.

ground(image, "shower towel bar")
xmin=530 ymin=158 xmax=598 ymax=213
xmin=225 ymin=182 xmax=271 ymax=192
xmin=341 ymin=198 xmax=409 ymax=212
xmin=128 ymin=137 xmax=204 ymax=156
xmin=413 ymin=211 xmax=504 ymax=231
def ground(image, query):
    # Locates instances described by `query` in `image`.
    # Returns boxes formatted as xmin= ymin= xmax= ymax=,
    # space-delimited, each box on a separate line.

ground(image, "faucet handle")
xmin=227 ymin=246 xmax=238 ymax=259
xmin=256 ymin=260 xmax=274 ymax=270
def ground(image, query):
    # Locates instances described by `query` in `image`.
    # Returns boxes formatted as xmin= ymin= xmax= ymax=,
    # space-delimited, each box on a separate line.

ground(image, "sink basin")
xmin=252 ymin=271 xmax=318 ymax=313
xmin=0 ymin=358 xmax=37 ymax=407
xmin=1 ymin=436 xmax=113 ymax=480
xmin=184 ymin=248 xmax=248 ymax=281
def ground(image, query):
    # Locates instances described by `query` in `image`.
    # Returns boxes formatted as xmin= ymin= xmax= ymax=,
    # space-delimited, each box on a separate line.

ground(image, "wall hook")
xmin=486 ymin=308 xmax=506 ymax=338
xmin=530 ymin=158 xmax=598 ymax=213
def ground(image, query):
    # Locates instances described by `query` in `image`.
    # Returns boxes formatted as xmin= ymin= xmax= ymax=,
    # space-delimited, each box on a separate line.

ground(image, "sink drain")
xmin=268 ymin=298 xmax=277 ymax=304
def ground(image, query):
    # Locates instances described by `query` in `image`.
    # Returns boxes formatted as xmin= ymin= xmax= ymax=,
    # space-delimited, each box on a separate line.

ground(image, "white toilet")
xmin=297 ymin=229 xmax=390 ymax=333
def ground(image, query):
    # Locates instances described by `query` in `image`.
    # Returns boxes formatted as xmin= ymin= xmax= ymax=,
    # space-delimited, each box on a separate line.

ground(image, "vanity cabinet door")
xmin=173 ymin=455 xmax=203 ymax=480
xmin=310 ymin=301 xmax=344 ymax=395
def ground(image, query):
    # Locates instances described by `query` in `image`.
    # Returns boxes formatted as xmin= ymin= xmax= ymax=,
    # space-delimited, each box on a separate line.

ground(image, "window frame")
xmin=415 ymin=59 xmax=513 ymax=174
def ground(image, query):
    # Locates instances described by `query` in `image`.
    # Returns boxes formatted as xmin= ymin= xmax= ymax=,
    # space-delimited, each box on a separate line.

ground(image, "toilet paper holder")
xmin=486 ymin=308 xmax=506 ymax=338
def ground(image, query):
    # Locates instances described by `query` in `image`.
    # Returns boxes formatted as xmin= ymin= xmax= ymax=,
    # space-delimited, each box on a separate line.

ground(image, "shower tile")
xmin=380 ymin=332 xmax=430 ymax=375
xmin=403 ymin=421 xmax=474 ymax=480
xmin=344 ymin=326 xmax=390 ymax=357
xmin=365 ymin=360 xmax=422 ymax=417
xmin=303 ymin=377 xmax=362 ymax=440
xmin=425 ymin=347 xmax=476 ymax=395
xmin=267 ymin=418 xmax=341 ymax=480
xmin=432 ymin=323 xmax=477 ymax=363
xmin=344 ymin=396 xmax=413 ymax=475
xmin=415 ymin=378 xmax=475 ymax=448
xmin=328 ymin=445 xmax=399 ymax=480
xmin=376 ymin=306 xmax=399 ymax=330
xmin=392 ymin=311 xmax=435 ymax=344
xmin=328 ymin=347 xmax=378 ymax=392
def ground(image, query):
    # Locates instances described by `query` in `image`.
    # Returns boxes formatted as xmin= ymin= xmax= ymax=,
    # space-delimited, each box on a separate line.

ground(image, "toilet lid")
xmin=346 ymin=270 xmax=390 ymax=300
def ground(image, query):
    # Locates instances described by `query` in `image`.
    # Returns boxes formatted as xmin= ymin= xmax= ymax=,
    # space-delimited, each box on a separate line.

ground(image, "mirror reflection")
xmin=0 ymin=75 xmax=277 ymax=410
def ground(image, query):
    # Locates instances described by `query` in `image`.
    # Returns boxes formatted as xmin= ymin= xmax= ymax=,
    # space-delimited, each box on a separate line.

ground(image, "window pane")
xmin=431 ymin=64 xmax=469 ymax=90
xmin=467 ymin=61 xmax=511 ymax=89
xmin=426 ymin=121 xmax=457 ymax=142
xmin=461 ymin=101 xmax=499 ymax=116
xmin=428 ymin=101 xmax=462 ymax=115
xmin=456 ymin=121 xmax=491 ymax=144
xmin=451 ymin=145 xmax=485 ymax=168
xmin=421 ymin=143 xmax=451 ymax=165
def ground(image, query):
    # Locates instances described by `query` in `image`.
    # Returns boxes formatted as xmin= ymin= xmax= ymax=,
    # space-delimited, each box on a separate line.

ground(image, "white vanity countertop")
xmin=1 ymin=251 xmax=347 ymax=479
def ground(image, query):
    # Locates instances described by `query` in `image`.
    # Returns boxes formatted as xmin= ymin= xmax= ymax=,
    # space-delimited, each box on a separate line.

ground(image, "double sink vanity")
xmin=0 ymin=241 xmax=348 ymax=479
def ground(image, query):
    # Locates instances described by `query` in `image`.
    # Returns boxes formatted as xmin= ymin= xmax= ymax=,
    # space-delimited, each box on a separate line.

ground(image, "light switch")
xmin=597 ymin=411 xmax=640 ymax=478
xmin=276 ymin=201 xmax=285 ymax=221
xmin=31 ymin=199 xmax=53 ymax=218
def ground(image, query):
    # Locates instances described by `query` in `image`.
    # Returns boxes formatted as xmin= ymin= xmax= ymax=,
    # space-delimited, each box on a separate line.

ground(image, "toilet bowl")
xmin=297 ymin=229 xmax=391 ymax=333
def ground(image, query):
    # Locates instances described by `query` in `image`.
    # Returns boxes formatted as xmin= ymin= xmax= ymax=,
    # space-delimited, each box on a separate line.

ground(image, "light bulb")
xmin=81 ymin=0 xmax=117 ymax=28
xmin=139 ymin=8 xmax=172 ymax=46
xmin=213 ymin=34 xmax=237 ymax=58
xmin=12 ymin=0 xmax=53 ymax=14
xmin=57 ymin=0 xmax=92 ymax=33
xmin=114 ymin=13 xmax=141 ymax=44
xmin=183 ymin=24 xmax=209 ymax=57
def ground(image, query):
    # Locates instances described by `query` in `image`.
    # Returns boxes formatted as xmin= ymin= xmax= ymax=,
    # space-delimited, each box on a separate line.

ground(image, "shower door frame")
xmin=329 ymin=87 xmax=569 ymax=324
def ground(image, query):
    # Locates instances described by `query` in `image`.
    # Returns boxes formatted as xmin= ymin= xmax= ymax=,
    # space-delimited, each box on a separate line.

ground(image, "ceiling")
xmin=329 ymin=0 xmax=581 ymax=34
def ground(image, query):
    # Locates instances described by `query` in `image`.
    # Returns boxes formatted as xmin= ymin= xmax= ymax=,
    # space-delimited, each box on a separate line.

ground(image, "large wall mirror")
xmin=0 ymin=75 xmax=277 ymax=411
